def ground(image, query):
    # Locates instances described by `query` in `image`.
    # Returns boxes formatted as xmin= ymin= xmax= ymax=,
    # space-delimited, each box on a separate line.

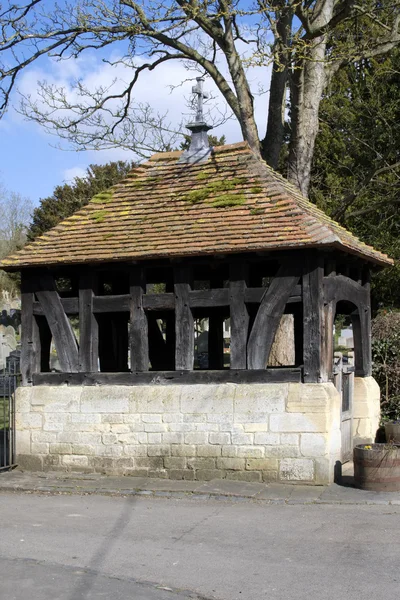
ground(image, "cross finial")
xmin=192 ymin=77 xmax=209 ymax=123
xmin=178 ymin=76 xmax=213 ymax=164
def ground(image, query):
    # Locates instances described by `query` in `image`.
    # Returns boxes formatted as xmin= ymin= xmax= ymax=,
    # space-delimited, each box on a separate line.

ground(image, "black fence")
xmin=0 ymin=351 xmax=20 ymax=471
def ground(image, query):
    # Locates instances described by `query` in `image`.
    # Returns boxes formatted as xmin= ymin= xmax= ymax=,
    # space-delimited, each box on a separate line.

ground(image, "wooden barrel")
xmin=353 ymin=444 xmax=400 ymax=492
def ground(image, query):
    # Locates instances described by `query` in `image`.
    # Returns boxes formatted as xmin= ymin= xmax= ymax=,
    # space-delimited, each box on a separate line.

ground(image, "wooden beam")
xmin=33 ymin=297 xmax=78 ymax=315
xmin=303 ymin=254 xmax=324 ymax=383
xmin=20 ymin=272 xmax=40 ymax=385
xmin=32 ymin=368 xmax=302 ymax=386
xmin=129 ymin=268 xmax=149 ymax=372
xmin=323 ymin=274 xmax=368 ymax=307
xmin=79 ymin=272 xmax=98 ymax=372
xmin=229 ymin=262 xmax=249 ymax=369
xmin=247 ymin=263 xmax=301 ymax=370
xmin=35 ymin=272 xmax=79 ymax=373
xmin=174 ymin=266 xmax=194 ymax=370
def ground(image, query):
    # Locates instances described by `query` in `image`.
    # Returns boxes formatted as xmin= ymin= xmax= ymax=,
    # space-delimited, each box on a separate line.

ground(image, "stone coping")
xmin=1 ymin=469 xmax=400 ymax=505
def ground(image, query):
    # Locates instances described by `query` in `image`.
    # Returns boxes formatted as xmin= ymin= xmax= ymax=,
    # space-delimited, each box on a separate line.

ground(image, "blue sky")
xmin=0 ymin=6 xmax=271 ymax=209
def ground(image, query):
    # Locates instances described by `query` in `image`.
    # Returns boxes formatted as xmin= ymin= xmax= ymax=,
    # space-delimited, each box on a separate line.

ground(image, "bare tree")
xmin=1 ymin=1 xmax=399 ymax=195
xmin=0 ymin=181 xmax=33 ymax=294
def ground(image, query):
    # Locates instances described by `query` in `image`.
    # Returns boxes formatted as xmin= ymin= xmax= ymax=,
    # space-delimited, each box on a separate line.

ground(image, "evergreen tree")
xmin=28 ymin=161 xmax=133 ymax=240
xmin=310 ymin=51 xmax=400 ymax=309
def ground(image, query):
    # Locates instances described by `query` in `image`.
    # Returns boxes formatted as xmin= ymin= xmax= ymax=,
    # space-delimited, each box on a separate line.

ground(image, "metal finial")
xmin=178 ymin=76 xmax=213 ymax=164
xmin=192 ymin=77 xmax=209 ymax=123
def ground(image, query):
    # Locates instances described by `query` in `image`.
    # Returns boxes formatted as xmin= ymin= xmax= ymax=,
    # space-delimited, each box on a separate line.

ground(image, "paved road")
xmin=0 ymin=491 xmax=399 ymax=600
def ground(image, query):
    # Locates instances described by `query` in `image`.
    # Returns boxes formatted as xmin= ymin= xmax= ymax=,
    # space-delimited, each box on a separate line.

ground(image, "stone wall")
xmin=16 ymin=382 xmax=342 ymax=484
xmin=353 ymin=377 xmax=380 ymax=445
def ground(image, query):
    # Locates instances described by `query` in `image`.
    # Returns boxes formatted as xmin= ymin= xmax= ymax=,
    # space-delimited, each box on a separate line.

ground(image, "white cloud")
xmin=63 ymin=166 xmax=87 ymax=182
xmin=14 ymin=42 xmax=272 ymax=150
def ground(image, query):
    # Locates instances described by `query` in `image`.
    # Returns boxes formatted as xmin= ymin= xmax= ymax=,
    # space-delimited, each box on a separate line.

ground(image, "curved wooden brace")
xmin=323 ymin=274 xmax=371 ymax=377
xmin=247 ymin=264 xmax=301 ymax=370
xmin=36 ymin=272 xmax=79 ymax=373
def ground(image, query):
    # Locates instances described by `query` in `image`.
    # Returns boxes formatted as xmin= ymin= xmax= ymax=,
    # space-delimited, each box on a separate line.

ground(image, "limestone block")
xmin=314 ymin=457 xmax=336 ymax=485
xmin=80 ymin=387 xmax=130 ymax=413
xmin=117 ymin=433 xmax=141 ymax=444
xmin=147 ymin=433 xmax=161 ymax=444
xmin=353 ymin=377 xmax=381 ymax=443
xmin=184 ymin=432 xmax=208 ymax=445
xmin=262 ymin=470 xmax=278 ymax=482
xmin=244 ymin=423 xmax=269 ymax=432
xmin=31 ymin=386 xmax=80 ymax=407
xmin=49 ymin=443 xmax=72 ymax=454
xmin=62 ymin=455 xmax=89 ymax=468
xmin=147 ymin=444 xmax=171 ymax=457
xmin=43 ymin=421 xmax=65 ymax=432
xmin=280 ymin=434 xmax=299 ymax=445
xmin=245 ymin=458 xmax=278 ymax=471
xmin=110 ymin=424 xmax=131 ymax=434
xmin=196 ymin=445 xmax=222 ymax=457
xmin=31 ymin=442 xmax=49 ymax=454
xmin=141 ymin=414 xmax=162 ymax=423
xmin=171 ymin=445 xmax=196 ymax=457
xmin=264 ymin=445 xmax=300 ymax=458
xmin=17 ymin=412 xmax=43 ymax=429
xmin=234 ymin=412 xmax=269 ymax=424
xmin=17 ymin=454 xmax=43 ymax=471
xmin=32 ymin=431 xmax=57 ymax=443
xmin=16 ymin=430 xmax=31 ymax=454
xmin=208 ymin=414 xmax=235 ymax=425
xmin=144 ymin=423 xmax=168 ymax=433
xmin=162 ymin=432 xmax=184 ymax=445
xmin=123 ymin=414 xmax=142 ymax=424
xmin=162 ymin=413 xmax=183 ymax=423
xmin=191 ymin=423 xmax=218 ymax=432
xmin=286 ymin=383 xmax=336 ymax=413
xmin=231 ymin=432 xmax=254 ymax=445
xmin=15 ymin=387 xmax=32 ymax=414
xmin=254 ymin=433 xmax=280 ymax=445
xmin=234 ymin=384 xmax=287 ymax=413
xmin=216 ymin=457 xmax=245 ymax=470
xmin=164 ymin=457 xmax=187 ymax=469
xmin=187 ymin=457 xmax=216 ymax=470
xmin=209 ymin=433 xmax=231 ymax=445
xmin=123 ymin=445 xmax=147 ymax=457
xmin=300 ymin=433 xmax=328 ymax=458
xmin=134 ymin=386 xmax=181 ymax=413
xmin=279 ymin=458 xmax=314 ymax=481
xmin=236 ymin=446 xmax=265 ymax=458
xmin=221 ymin=445 xmax=238 ymax=457
xmin=270 ymin=413 xmax=327 ymax=433
xmin=181 ymin=384 xmax=235 ymax=414
xmin=57 ymin=432 xmax=102 ymax=445
xmin=95 ymin=444 xmax=123 ymax=457
xmin=72 ymin=444 xmax=96 ymax=455
xmin=166 ymin=423 xmax=193 ymax=432
xmin=183 ymin=413 xmax=207 ymax=423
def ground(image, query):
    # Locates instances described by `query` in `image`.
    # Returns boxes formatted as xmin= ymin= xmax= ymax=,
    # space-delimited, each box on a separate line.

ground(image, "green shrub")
xmin=372 ymin=310 xmax=400 ymax=422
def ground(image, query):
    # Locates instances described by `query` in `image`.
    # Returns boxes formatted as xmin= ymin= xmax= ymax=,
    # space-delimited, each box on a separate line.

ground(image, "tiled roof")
xmin=0 ymin=142 xmax=392 ymax=269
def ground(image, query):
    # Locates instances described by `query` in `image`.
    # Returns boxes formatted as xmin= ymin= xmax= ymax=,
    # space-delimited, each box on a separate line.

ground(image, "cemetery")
xmin=0 ymin=83 xmax=393 ymax=484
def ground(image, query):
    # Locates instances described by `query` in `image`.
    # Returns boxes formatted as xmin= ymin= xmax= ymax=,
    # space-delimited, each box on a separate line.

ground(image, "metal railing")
xmin=0 ymin=351 xmax=20 ymax=471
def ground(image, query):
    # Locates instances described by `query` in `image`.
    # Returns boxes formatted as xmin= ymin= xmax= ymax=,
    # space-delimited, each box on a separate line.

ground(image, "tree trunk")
xmin=287 ymin=36 xmax=328 ymax=196
xmin=261 ymin=10 xmax=292 ymax=169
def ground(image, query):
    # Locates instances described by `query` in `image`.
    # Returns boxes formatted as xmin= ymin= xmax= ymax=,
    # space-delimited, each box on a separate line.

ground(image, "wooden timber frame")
xmin=20 ymin=251 xmax=373 ymax=387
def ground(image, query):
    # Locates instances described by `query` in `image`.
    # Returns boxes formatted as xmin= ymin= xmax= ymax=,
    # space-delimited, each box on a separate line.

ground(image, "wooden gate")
xmin=334 ymin=352 xmax=354 ymax=463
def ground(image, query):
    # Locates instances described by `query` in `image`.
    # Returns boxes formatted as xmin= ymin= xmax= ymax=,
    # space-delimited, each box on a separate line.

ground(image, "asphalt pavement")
xmin=0 ymin=474 xmax=400 ymax=600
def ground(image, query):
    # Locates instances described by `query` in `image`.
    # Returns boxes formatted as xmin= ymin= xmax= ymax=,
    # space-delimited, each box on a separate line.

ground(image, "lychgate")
xmin=1 ymin=86 xmax=391 ymax=483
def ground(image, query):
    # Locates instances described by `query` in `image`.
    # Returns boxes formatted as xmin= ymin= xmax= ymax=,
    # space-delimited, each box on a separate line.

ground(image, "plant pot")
xmin=353 ymin=443 xmax=400 ymax=492
xmin=385 ymin=422 xmax=400 ymax=444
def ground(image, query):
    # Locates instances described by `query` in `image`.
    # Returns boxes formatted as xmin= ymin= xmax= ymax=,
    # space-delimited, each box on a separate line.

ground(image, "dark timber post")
xmin=229 ymin=261 xmax=249 ymax=369
xmin=79 ymin=271 xmax=99 ymax=372
xmin=303 ymin=253 xmax=324 ymax=383
xmin=20 ymin=271 xmax=40 ymax=385
xmin=352 ymin=268 xmax=372 ymax=377
xmin=130 ymin=267 xmax=149 ymax=371
xmin=174 ymin=265 xmax=194 ymax=370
